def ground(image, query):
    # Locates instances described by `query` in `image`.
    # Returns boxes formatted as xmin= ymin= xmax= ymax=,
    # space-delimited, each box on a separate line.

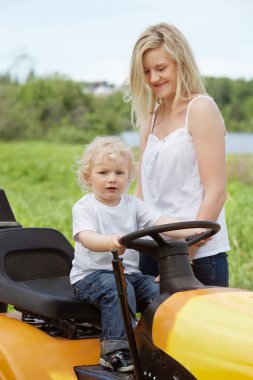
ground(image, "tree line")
xmin=0 ymin=73 xmax=252 ymax=144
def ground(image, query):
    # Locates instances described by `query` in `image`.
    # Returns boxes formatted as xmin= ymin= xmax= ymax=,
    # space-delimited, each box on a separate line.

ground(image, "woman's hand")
xmin=186 ymin=229 xmax=212 ymax=246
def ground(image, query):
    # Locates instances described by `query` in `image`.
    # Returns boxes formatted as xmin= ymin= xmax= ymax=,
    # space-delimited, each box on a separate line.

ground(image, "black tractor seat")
xmin=0 ymin=227 xmax=100 ymax=322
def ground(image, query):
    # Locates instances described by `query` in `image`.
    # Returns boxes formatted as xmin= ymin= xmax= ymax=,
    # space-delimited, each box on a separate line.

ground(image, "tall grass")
xmin=226 ymin=155 xmax=253 ymax=289
xmin=0 ymin=141 xmax=82 ymax=241
xmin=1 ymin=141 xmax=253 ymax=289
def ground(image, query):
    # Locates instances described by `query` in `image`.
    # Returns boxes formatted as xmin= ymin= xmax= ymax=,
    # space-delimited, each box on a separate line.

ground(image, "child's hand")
xmin=109 ymin=235 xmax=126 ymax=255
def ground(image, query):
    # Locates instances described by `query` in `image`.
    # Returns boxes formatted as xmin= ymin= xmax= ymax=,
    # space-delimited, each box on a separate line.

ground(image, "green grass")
xmin=227 ymin=154 xmax=253 ymax=185
xmin=226 ymin=155 xmax=253 ymax=289
xmin=0 ymin=141 xmax=82 ymax=242
xmin=226 ymin=181 xmax=253 ymax=289
xmin=1 ymin=141 xmax=253 ymax=290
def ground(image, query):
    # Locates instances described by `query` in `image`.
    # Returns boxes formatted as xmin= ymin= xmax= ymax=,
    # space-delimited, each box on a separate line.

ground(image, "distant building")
xmin=82 ymin=81 xmax=116 ymax=95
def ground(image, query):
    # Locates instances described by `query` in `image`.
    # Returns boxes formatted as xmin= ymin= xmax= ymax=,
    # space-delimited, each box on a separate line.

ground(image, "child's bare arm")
xmin=77 ymin=230 xmax=126 ymax=255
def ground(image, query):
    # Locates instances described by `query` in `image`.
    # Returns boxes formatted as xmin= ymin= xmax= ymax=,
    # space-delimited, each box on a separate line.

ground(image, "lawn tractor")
xmin=0 ymin=188 xmax=252 ymax=380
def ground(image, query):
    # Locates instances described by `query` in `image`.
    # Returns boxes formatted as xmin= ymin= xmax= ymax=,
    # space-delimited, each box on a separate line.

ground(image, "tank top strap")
xmin=150 ymin=104 xmax=159 ymax=133
xmin=185 ymin=94 xmax=212 ymax=131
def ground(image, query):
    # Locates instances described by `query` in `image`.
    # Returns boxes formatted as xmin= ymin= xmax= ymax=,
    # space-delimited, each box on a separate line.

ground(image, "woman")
xmin=126 ymin=22 xmax=230 ymax=286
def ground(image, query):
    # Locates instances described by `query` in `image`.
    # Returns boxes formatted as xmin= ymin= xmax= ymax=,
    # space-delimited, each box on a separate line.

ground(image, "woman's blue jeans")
xmin=73 ymin=270 xmax=159 ymax=355
xmin=191 ymin=252 xmax=229 ymax=287
xmin=139 ymin=252 xmax=229 ymax=287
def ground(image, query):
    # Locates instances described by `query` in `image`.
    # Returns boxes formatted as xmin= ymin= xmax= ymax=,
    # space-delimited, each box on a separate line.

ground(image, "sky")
xmin=0 ymin=0 xmax=252 ymax=86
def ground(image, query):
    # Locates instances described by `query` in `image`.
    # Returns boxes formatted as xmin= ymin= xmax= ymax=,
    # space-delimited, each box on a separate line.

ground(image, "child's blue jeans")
xmin=73 ymin=270 xmax=159 ymax=355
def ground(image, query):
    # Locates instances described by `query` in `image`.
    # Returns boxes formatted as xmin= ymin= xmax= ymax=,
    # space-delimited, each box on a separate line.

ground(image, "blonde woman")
xmin=127 ymin=23 xmax=230 ymax=286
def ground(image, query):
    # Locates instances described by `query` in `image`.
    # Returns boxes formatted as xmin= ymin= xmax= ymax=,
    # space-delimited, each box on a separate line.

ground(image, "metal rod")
xmin=111 ymin=249 xmax=143 ymax=380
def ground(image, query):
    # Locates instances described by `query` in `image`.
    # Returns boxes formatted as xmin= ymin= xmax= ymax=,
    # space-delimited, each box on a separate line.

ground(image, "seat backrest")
xmin=0 ymin=227 xmax=74 ymax=281
xmin=0 ymin=189 xmax=22 ymax=229
xmin=0 ymin=189 xmax=16 ymax=222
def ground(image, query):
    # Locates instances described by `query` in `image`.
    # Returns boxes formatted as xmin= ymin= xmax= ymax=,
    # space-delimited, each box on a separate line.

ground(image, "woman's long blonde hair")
xmin=126 ymin=23 xmax=207 ymax=128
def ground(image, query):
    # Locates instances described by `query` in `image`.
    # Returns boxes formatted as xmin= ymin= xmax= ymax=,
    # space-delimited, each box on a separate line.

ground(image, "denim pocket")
xmin=192 ymin=261 xmax=213 ymax=285
xmin=74 ymin=275 xmax=101 ymax=305
xmin=192 ymin=252 xmax=228 ymax=287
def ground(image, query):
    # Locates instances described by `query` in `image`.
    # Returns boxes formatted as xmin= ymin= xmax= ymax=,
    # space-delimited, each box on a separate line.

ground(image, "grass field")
xmin=1 ymin=141 xmax=253 ymax=290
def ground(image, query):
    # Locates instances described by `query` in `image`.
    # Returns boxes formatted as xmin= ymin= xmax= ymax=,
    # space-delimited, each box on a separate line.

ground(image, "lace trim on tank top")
xmin=150 ymin=95 xmax=212 ymax=135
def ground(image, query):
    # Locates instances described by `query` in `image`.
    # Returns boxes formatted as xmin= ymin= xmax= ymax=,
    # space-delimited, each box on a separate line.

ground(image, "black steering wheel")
xmin=119 ymin=220 xmax=220 ymax=248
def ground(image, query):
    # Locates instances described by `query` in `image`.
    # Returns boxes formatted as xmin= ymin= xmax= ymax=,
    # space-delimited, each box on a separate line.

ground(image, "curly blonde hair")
xmin=125 ymin=22 xmax=206 ymax=128
xmin=75 ymin=136 xmax=136 ymax=192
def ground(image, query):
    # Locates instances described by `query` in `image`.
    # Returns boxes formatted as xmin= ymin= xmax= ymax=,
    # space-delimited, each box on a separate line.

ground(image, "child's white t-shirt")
xmin=70 ymin=193 xmax=161 ymax=285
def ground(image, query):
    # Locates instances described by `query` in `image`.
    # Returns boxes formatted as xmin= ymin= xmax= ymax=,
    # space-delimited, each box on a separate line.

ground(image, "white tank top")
xmin=141 ymin=95 xmax=230 ymax=259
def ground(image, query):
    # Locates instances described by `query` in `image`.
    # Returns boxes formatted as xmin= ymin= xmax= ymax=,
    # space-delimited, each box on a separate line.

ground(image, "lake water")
xmin=121 ymin=131 xmax=253 ymax=155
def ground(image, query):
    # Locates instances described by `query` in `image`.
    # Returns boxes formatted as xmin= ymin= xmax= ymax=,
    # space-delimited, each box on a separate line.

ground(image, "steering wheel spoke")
xmin=150 ymin=233 xmax=168 ymax=246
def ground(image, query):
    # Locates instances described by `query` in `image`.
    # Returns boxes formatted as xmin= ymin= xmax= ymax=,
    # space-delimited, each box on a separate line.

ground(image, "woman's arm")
xmin=188 ymin=98 xmax=227 ymax=257
xmin=189 ymin=97 xmax=227 ymax=221
xmin=77 ymin=230 xmax=126 ymax=255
